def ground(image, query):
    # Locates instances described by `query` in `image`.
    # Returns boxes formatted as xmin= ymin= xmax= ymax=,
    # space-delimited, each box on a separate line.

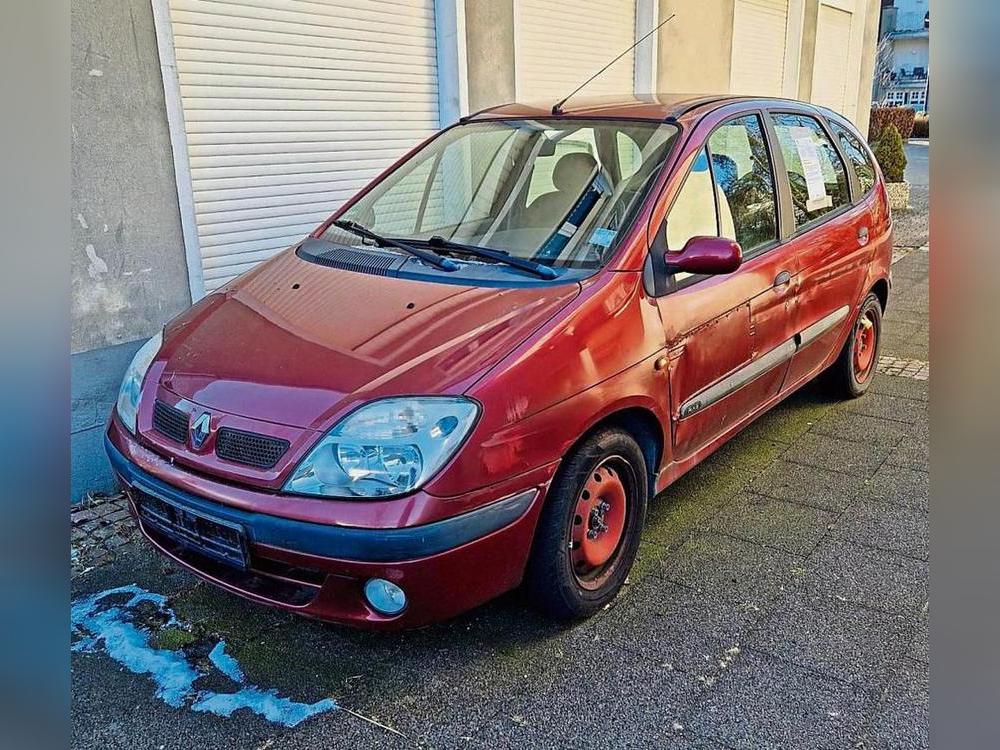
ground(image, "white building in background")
xmin=874 ymin=0 xmax=929 ymax=111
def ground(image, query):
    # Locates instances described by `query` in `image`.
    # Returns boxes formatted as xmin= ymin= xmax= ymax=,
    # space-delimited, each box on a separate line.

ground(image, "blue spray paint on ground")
xmin=71 ymin=585 xmax=336 ymax=727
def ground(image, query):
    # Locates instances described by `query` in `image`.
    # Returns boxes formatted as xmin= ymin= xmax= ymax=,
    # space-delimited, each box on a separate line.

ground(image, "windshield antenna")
xmin=551 ymin=13 xmax=676 ymax=116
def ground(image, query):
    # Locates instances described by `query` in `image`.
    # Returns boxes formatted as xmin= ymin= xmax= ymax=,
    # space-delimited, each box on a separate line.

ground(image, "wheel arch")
xmin=870 ymin=277 xmax=890 ymax=311
xmin=561 ymin=406 xmax=665 ymax=499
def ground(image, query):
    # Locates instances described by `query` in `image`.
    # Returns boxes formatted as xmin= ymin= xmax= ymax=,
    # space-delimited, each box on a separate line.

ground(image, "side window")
xmin=830 ymin=122 xmax=876 ymax=195
xmin=769 ymin=113 xmax=851 ymax=227
xmin=666 ymin=149 xmax=719 ymax=252
xmin=707 ymin=115 xmax=778 ymax=254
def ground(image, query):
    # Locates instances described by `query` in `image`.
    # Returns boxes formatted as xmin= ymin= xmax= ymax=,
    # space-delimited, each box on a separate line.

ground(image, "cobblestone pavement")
xmin=72 ymin=247 xmax=929 ymax=749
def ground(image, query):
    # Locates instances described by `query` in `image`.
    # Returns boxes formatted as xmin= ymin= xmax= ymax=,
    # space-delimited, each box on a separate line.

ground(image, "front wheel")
xmin=523 ymin=428 xmax=648 ymax=620
xmin=824 ymin=292 xmax=883 ymax=399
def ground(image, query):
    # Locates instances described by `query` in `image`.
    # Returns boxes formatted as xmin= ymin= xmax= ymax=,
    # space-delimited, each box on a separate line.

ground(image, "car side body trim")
xmin=678 ymin=305 xmax=850 ymax=420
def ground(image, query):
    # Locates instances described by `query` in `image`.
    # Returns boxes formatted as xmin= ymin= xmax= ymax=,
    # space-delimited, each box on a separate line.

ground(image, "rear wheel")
xmin=825 ymin=292 xmax=882 ymax=399
xmin=524 ymin=428 xmax=647 ymax=620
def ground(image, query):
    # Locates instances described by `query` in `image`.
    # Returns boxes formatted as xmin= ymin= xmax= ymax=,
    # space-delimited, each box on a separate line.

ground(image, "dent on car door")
xmin=766 ymin=112 xmax=871 ymax=389
xmin=654 ymin=114 xmax=790 ymax=460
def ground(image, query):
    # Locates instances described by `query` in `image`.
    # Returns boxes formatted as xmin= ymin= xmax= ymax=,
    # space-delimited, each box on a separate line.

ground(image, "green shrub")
xmin=869 ymin=106 xmax=916 ymax=141
xmin=912 ymin=114 xmax=929 ymax=138
xmin=871 ymin=123 xmax=907 ymax=183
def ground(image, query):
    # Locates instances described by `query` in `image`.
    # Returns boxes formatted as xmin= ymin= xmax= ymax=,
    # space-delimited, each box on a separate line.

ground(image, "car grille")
xmin=215 ymin=427 xmax=289 ymax=470
xmin=152 ymin=400 xmax=189 ymax=443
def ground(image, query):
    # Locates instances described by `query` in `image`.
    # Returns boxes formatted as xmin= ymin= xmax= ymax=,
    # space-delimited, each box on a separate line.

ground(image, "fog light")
xmin=364 ymin=578 xmax=407 ymax=616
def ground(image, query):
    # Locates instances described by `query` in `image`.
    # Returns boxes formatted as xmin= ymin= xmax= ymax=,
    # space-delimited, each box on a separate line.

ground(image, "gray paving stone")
xmin=860 ymin=463 xmax=929 ymax=512
xmin=781 ymin=433 xmax=893 ymax=477
xmin=710 ymin=492 xmax=838 ymax=556
xmin=810 ymin=410 xmax=910 ymax=447
xmin=588 ymin=578 xmax=763 ymax=675
xmin=908 ymin=610 xmax=929 ymax=664
xmin=804 ymin=538 xmax=928 ymax=615
xmin=871 ymin=374 xmax=928 ymax=403
xmin=844 ymin=392 xmax=927 ymax=425
xmin=860 ymin=658 xmax=929 ymax=750
xmin=470 ymin=650 xmax=704 ymax=750
xmin=749 ymin=459 xmax=868 ymax=512
xmin=832 ymin=499 xmax=929 ymax=560
xmin=748 ymin=591 xmax=915 ymax=685
xmin=682 ymin=649 xmax=876 ymax=750
xmin=658 ymin=531 xmax=803 ymax=611
xmin=885 ymin=436 xmax=929 ymax=471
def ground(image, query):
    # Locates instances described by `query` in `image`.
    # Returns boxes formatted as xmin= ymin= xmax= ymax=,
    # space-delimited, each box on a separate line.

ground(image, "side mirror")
xmin=665 ymin=236 xmax=743 ymax=276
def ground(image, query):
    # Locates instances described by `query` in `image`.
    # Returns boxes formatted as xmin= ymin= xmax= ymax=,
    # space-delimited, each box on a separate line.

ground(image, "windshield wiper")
xmin=426 ymin=236 xmax=558 ymax=280
xmin=333 ymin=220 xmax=458 ymax=272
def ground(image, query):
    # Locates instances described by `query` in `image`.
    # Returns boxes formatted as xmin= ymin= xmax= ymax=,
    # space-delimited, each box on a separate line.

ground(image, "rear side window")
xmin=708 ymin=114 xmax=778 ymax=254
xmin=830 ymin=122 xmax=877 ymax=195
xmin=769 ymin=113 xmax=850 ymax=228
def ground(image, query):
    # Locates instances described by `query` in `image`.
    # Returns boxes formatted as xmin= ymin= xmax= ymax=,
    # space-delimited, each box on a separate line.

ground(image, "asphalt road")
xmin=905 ymin=140 xmax=928 ymax=187
xmin=72 ymin=250 xmax=930 ymax=748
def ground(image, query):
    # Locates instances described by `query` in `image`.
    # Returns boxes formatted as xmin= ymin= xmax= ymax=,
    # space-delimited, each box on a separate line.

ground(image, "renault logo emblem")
xmin=190 ymin=412 xmax=211 ymax=449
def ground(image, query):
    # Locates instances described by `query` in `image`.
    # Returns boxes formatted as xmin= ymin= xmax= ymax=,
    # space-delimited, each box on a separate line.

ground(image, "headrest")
xmin=552 ymin=152 xmax=597 ymax=191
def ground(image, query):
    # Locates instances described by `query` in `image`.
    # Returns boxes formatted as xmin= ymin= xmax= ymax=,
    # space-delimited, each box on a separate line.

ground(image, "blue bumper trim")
xmin=105 ymin=436 xmax=537 ymax=563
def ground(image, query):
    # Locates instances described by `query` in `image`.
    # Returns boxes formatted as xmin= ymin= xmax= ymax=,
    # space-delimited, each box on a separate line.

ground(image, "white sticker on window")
xmin=557 ymin=222 xmax=578 ymax=238
xmin=792 ymin=128 xmax=831 ymax=210
xmin=588 ymin=227 xmax=617 ymax=248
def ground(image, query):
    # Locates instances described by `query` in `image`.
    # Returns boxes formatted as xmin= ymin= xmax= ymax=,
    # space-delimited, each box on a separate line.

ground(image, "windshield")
xmin=322 ymin=118 xmax=678 ymax=270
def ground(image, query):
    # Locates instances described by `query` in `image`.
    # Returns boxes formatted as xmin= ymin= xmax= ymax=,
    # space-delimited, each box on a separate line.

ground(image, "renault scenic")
xmin=106 ymin=95 xmax=891 ymax=628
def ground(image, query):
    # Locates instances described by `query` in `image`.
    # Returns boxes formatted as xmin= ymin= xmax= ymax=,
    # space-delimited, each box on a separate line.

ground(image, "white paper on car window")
xmin=791 ymin=127 xmax=833 ymax=212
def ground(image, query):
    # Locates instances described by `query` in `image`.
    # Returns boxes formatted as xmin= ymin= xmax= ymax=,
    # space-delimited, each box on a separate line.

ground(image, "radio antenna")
xmin=551 ymin=13 xmax=676 ymax=115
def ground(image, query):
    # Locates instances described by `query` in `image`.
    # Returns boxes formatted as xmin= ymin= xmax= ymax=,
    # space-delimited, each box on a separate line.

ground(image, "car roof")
xmin=465 ymin=93 xmax=833 ymax=123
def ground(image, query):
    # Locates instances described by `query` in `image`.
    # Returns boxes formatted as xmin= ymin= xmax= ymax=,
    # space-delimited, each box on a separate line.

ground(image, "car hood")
xmin=156 ymin=249 xmax=580 ymax=430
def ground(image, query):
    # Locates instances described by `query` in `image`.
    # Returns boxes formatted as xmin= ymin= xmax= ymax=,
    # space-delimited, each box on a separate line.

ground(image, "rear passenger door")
xmin=765 ymin=111 xmax=872 ymax=389
xmin=654 ymin=113 xmax=799 ymax=461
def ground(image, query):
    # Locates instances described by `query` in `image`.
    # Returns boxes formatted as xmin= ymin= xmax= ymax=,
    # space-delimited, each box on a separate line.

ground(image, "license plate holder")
xmin=135 ymin=487 xmax=249 ymax=570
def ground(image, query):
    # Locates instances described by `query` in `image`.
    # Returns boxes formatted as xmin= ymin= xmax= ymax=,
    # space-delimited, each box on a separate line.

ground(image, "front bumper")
xmin=106 ymin=426 xmax=552 ymax=629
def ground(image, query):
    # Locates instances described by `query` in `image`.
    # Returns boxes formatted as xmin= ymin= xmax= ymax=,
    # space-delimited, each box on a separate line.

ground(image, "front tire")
xmin=825 ymin=292 xmax=883 ymax=399
xmin=524 ymin=428 xmax=648 ymax=620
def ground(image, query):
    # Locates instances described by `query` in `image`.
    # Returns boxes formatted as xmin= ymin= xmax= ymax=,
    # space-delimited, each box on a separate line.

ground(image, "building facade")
xmin=873 ymin=0 xmax=929 ymax=111
xmin=71 ymin=0 xmax=882 ymax=500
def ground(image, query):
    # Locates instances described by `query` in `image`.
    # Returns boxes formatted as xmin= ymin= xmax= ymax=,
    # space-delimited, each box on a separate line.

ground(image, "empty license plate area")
xmin=135 ymin=487 xmax=248 ymax=570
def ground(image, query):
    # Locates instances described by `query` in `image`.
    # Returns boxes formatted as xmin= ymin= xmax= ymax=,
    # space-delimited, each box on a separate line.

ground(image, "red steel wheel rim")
xmin=570 ymin=458 xmax=630 ymax=589
xmin=853 ymin=309 xmax=878 ymax=381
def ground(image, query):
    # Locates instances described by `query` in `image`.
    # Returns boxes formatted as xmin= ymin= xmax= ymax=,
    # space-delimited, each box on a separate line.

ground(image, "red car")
xmin=107 ymin=95 xmax=891 ymax=629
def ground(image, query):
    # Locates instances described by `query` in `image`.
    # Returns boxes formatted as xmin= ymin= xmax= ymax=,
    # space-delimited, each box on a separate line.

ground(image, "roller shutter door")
xmin=515 ymin=0 xmax=636 ymax=102
xmin=167 ymin=0 xmax=440 ymax=292
xmin=812 ymin=3 xmax=854 ymax=118
xmin=731 ymin=0 xmax=790 ymax=96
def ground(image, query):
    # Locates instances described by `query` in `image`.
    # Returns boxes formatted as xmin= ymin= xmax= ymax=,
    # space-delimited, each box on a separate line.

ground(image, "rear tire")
xmin=524 ymin=428 xmax=648 ymax=620
xmin=824 ymin=292 xmax=882 ymax=399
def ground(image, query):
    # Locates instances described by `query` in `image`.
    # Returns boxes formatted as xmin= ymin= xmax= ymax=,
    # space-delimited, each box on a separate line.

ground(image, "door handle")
xmin=773 ymin=271 xmax=792 ymax=289
xmin=858 ymin=226 xmax=870 ymax=246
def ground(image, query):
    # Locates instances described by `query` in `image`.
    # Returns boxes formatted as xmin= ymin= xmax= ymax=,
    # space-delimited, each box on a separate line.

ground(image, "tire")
xmin=524 ymin=427 xmax=648 ymax=620
xmin=825 ymin=292 xmax=883 ymax=399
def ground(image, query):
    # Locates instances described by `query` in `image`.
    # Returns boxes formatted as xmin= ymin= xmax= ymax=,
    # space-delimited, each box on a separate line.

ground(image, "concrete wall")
xmin=463 ymin=0 xmax=516 ymax=111
xmin=656 ymin=0 xmax=736 ymax=93
xmin=71 ymin=0 xmax=191 ymax=355
xmin=71 ymin=0 xmax=195 ymax=501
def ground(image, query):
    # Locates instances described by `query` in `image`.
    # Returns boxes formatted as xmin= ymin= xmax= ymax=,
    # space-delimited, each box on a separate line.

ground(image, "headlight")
xmin=115 ymin=331 xmax=163 ymax=434
xmin=284 ymin=397 xmax=479 ymax=498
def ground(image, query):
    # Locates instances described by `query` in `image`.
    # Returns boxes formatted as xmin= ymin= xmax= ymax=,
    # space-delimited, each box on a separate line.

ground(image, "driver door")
xmin=654 ymin=113 xmax=799 ymax=461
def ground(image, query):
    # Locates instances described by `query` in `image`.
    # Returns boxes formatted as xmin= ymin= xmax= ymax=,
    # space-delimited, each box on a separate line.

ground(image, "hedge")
xmin=869 ymin=106 xmax=916 ymax=142
xmin=912 ymin=115 xmax=929 ymax=139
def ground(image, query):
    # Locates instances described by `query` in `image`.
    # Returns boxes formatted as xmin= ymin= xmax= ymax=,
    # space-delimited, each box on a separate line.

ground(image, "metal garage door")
xmin=812 ymin=3 xmax=854 ymax=118
xmin=731 ymin=0 xmax=790 ymax=96
xmin=515 ymin=0 xmax=636 ymax=102
xmin=165 ymin=0 xmax=440 ymax=292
